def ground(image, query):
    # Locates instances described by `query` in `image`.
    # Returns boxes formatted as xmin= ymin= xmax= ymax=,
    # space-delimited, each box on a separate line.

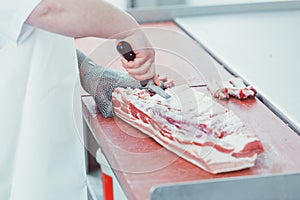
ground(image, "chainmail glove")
xmin=76 ymin=49 xmax=141 ymax=118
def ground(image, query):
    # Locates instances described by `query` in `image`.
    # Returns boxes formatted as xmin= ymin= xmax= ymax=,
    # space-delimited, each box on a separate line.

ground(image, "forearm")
xmin=25 ymin=0 xmax=140 ymax=39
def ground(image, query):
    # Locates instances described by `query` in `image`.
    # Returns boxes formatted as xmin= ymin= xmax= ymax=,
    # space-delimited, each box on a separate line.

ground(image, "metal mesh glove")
xmin=76 ymin=49 xmax=140 ymax=118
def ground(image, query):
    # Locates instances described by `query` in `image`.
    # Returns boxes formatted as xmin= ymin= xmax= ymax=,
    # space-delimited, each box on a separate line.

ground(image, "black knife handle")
xmin=116 ymin=41 xmax=136 ymax=61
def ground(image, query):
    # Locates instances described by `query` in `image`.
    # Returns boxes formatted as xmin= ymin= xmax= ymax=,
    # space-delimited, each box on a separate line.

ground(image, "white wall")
xmin=109 ymin=0 xmax=127 ymax=9
xmin=186 ymin=0 xmax=296 ymax=6
xmin=108 ymin=0 xmax=298 ymax=9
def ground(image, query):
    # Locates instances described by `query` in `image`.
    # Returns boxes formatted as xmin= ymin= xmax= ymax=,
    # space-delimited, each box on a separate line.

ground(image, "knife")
xmin=116 ymin=41 xmax=171 ymax=99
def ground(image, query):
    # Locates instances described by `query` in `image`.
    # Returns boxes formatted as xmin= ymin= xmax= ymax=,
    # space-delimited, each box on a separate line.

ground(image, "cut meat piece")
xmin=112 ymin=85 xmax=263 ymax=174
xmin=208 ymin=77 xmax=257 ymax=100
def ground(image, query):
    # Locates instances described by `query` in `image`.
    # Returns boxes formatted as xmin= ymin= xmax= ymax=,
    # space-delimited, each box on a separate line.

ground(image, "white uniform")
xmin=0 ymin=1 xmax=87 ymax=200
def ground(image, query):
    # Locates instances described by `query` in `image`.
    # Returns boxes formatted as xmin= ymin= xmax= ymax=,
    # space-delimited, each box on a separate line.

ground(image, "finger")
xmin=126 ymin=61 xmax=153 ymax=75
xmin=120 ymin=57 xmax=128 ymax=65
xmin=129 ymin=66 xmax=156 ymax=81
xmin=128 ymin=51 xmax=153 ymax=69
xmin=127 ymin=57 xmax=148 ymax=69
xmin=121 ymin=58 xmax=131 ymax=71
xmin=127 ymin=61 xmax=137 ymax=69
xmin=121 ymin=51 xmax=145 ymax=69
xmin=121 ymin=56 xmax=137 ymax=69
xmin=158 ymin=75 xmax=168 ymax=82
xmin=156 ymin=74 xmax=175 ymax=88
xmin=135 ymin=50 xmax=150 ymax=58
xmin=153 ymin=74 xmax=160 ymax=86
xmin=164 ymin=80 xmax=175 ymax=88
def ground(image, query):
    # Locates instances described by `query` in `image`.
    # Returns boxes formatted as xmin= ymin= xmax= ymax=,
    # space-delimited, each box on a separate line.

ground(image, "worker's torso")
xmin=0 ymin=28 xmax=87 ymax=200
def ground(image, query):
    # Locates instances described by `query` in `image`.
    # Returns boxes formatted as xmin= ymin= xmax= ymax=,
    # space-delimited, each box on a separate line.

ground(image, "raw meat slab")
xmin=112 ymin=85 xmax=263 ymax=174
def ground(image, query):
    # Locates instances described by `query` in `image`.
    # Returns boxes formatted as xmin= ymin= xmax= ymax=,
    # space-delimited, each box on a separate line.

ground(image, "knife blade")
xmin=116 ymin=41 xmax=171 ymax=99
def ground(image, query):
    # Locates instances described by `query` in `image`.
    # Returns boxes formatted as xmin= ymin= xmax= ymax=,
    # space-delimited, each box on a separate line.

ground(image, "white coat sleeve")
xmin=0 ymin=0 xmax=41 ymax=47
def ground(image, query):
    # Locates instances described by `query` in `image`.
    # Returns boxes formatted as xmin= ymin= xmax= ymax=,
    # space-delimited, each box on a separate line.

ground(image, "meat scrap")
xmin=208 ymin=78 xmax=257 ymax=100
xmin=112 ymin=85 xmax=263 ymax=174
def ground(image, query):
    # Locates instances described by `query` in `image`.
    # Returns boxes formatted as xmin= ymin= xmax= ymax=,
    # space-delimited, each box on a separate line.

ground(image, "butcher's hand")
xmin=120 ymin=48 xmax=174 ymax=88
xmin=120 ymin=47 xmax=161 ymax=85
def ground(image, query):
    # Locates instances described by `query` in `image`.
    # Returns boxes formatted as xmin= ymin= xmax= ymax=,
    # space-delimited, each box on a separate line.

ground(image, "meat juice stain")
xmin=239 ymin=90 xmax=247 ymax=99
